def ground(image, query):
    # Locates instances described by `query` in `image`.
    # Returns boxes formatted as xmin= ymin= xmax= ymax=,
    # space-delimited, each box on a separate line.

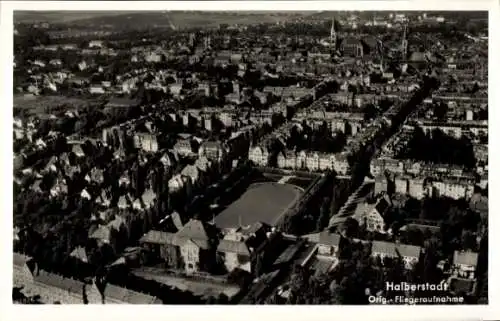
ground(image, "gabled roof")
xmin=374 ymin=196 xmax=391 ymax=215
xmin=45 ymin=156 xmax=58 ymax=170
xmin=118 ymin=194 xmax=131 ymax=208
xmin=70 ymin=246 xmax=88 ymax=263
xmin=34 ymin=270 xmax=84 ymax=295
xmin=177 ymin=133 xmax=192 ymax=140
xmin=303 ymin=231 xmax=341 ymax=247
xmin=174 ymin=139 xmax=192 ymax=148
xmin=189 ymin=238 xmax=210 ymax=249
xmin=141 ymin=189 xmax=157 ymax=208
xmin=217 ymin=239 xmax=251 ymax=255
xmin=453 ymin=251 xmax=478 ymax=267
xmin=160 ymin=150 xmax=178 ymax=167
xmin=181 ymin=164 xmax=199 ymax=182
xmin=72 ymin=144 xmax=85 ymax=157
xmin=201 ymin=140 xmax=223 ymax=150
xmin=141 ymin=219 xmax=211 ymax=249
xmin=109 ymin=216 xmax=125 ymax=231
xmin=13 ymin=252 xmax=32 ymax=267
xmin=102 ymin=283 xmax=160 ymax=304
xmin=32 ymin=179 xmax=43 ymax=191
xmin=177 ymin=219 xmax=209 ymax=241
xmin=195 ymin=156 xmax=210 ymax=172
xmin=140 ymin=230 xmax=177 ymax=245
xmin=90 ymin=225 xmax=111 ymax=241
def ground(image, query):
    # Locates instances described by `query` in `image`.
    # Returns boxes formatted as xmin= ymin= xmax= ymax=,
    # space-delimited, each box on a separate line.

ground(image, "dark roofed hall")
xmin=214 ymin=182 xmax=302 ymax=229
xmin=105 ymin=97 xmax=141 ymax=109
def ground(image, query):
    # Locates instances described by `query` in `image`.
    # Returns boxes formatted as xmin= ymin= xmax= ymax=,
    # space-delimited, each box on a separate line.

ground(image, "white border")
xmin=1 ymin=1 xmax=498 ymax=321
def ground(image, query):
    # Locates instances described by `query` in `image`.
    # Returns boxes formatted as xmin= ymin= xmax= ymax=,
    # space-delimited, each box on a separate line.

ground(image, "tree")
xmin=342 ymin=217 xmax=359 ymax=238
xmin=217 ymin=293 xmax=229 ymax=304
xmin=254 ymin=253 xmax=264 ymax=278
xmin=316 ymin=199 xmax=331 ymax=232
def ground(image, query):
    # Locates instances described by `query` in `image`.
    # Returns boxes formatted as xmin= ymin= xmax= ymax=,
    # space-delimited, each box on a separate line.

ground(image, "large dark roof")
xmin=341 ymin=37 xmax=361 ymax=46
xmin=453 ymin=251 xmax=478 ymax=267
xmin=105 ymin=97 xmax=141 ymax=108
xmin=214 ymin=182 xmax=302 ymax=229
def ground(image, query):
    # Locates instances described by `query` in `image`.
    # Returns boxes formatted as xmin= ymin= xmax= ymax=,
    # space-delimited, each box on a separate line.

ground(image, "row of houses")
xmin=275 ymin=149 xmax=350 ymax=174
xmin=408 ymin=119 xmax=488 ymax=139
xmin=301 ymin=230 xmax=479 ymax=279
xmin=371 ymin=156 xmax=475 ymax=177
xmin=13 ymin=253 xmax=161 ymax=304
xmin=299 ymin=228 xmax=480 ymax=298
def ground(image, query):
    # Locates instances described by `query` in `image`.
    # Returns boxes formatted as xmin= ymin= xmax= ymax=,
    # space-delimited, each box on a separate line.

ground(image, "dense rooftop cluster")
xmin=13 ymin=10 xmax=487 ymax=305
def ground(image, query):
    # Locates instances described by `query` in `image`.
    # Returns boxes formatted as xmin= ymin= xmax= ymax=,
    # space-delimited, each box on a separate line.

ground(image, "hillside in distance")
xmin=15 ymin=11 xmax=315 ymax=30
xmin=14 ymin=11 xmax=143 ymax=24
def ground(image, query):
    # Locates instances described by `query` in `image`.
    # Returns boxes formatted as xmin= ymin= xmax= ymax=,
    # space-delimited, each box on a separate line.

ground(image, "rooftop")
xmin=453 ymin=250 xmax=479 ymax=267
xmin=214 ymin=182 xmax=303 ymax=229
xmin=372 ymin=241 xmax=421 ymax=258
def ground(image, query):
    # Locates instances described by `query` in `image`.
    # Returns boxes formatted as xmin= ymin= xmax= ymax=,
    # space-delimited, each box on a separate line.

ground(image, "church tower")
xmin=401 ymin=23 xmax=408 ymax=60
xmin=330 ymin=17 xmax=337 ymax=52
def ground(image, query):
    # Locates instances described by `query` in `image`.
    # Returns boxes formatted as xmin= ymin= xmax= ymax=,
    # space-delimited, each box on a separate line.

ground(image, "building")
xmin=217 ymin=238 xmax=252 ymax=273
xmin=305 ymin=152 xmax=320 ymax=172
xmin=371 ymin=241 xmax=421 ymax=270
xmin=341 ymin=37 xmax=363 ymax=57
xmin=216 ymin=224 xmax=271 ymax=274
xmin=353 ymin=195 xmax=392 ymax=233
xmin=134 ymin=133 xmax=159 ymax=153
xmin=13 ymin=253 xmax=160 ymax=304
xmin=249 ymin=146 xmax=269 ymax=167
xmin=140 ymin=219 xmax=216 ymax=274
xmin=303 ymin=231 xmax=341 ymax=258
xmin=173 ymin=139 xmax=193 ymax=156
xmin=301 ymin=231 xmax=342 ymax=273
xmin=199 ymin=141 xmax=227 ymax=162
xmin=452 ymin=250 xmax=479 ymax=280
xmin=104 ymin=97 xmax=141 ymax=115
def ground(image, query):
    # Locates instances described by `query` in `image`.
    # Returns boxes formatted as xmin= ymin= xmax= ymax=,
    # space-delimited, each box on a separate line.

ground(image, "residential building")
xmin=134 ymin=133 xmax=159 ymax=153
xmin=371 ymin=241 xmax=421 ymax=270
xmin=140 ymin=219 xmax=216 ymax=274
xmin=173 ymin=139 xmax=193 ymax=156
xmin=199 ymin=141 xmax=226 ymax=162
xmin=452 ymin=250 xmax=479 ymax=280
xmin=353 ymin=195 xmax=392 ymax=233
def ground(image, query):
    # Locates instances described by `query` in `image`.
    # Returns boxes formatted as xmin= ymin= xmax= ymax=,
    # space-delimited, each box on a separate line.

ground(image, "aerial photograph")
xmin=12 ymin=10 xmax=488 ymax=305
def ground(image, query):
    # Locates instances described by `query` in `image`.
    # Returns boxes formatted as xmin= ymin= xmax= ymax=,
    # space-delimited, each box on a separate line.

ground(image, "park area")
xmin=14 ymin=95 xmax=101 ymax=115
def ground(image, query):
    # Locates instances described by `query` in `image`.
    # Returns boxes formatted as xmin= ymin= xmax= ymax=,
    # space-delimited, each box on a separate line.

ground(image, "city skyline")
xmin=5 ymin=3 xmax=495 ymax=321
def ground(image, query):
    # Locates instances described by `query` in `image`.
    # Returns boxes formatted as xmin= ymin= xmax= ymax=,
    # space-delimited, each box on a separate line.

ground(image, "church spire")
xmin=402 ymin=23 xmax=408 ymax=60
xmin=330 ymin=17 xmax=337 ymax=51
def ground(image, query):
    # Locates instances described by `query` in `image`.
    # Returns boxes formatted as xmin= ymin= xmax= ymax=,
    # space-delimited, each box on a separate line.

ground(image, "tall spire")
xmin=402 ymin=23 xmax=408 ymax=60
xmin=330 ymin=17 xmax=337 ymax=51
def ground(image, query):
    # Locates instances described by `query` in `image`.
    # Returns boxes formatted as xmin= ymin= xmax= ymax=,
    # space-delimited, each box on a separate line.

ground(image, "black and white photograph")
xmin=3 ymin=1 xmax=499 ymax=318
